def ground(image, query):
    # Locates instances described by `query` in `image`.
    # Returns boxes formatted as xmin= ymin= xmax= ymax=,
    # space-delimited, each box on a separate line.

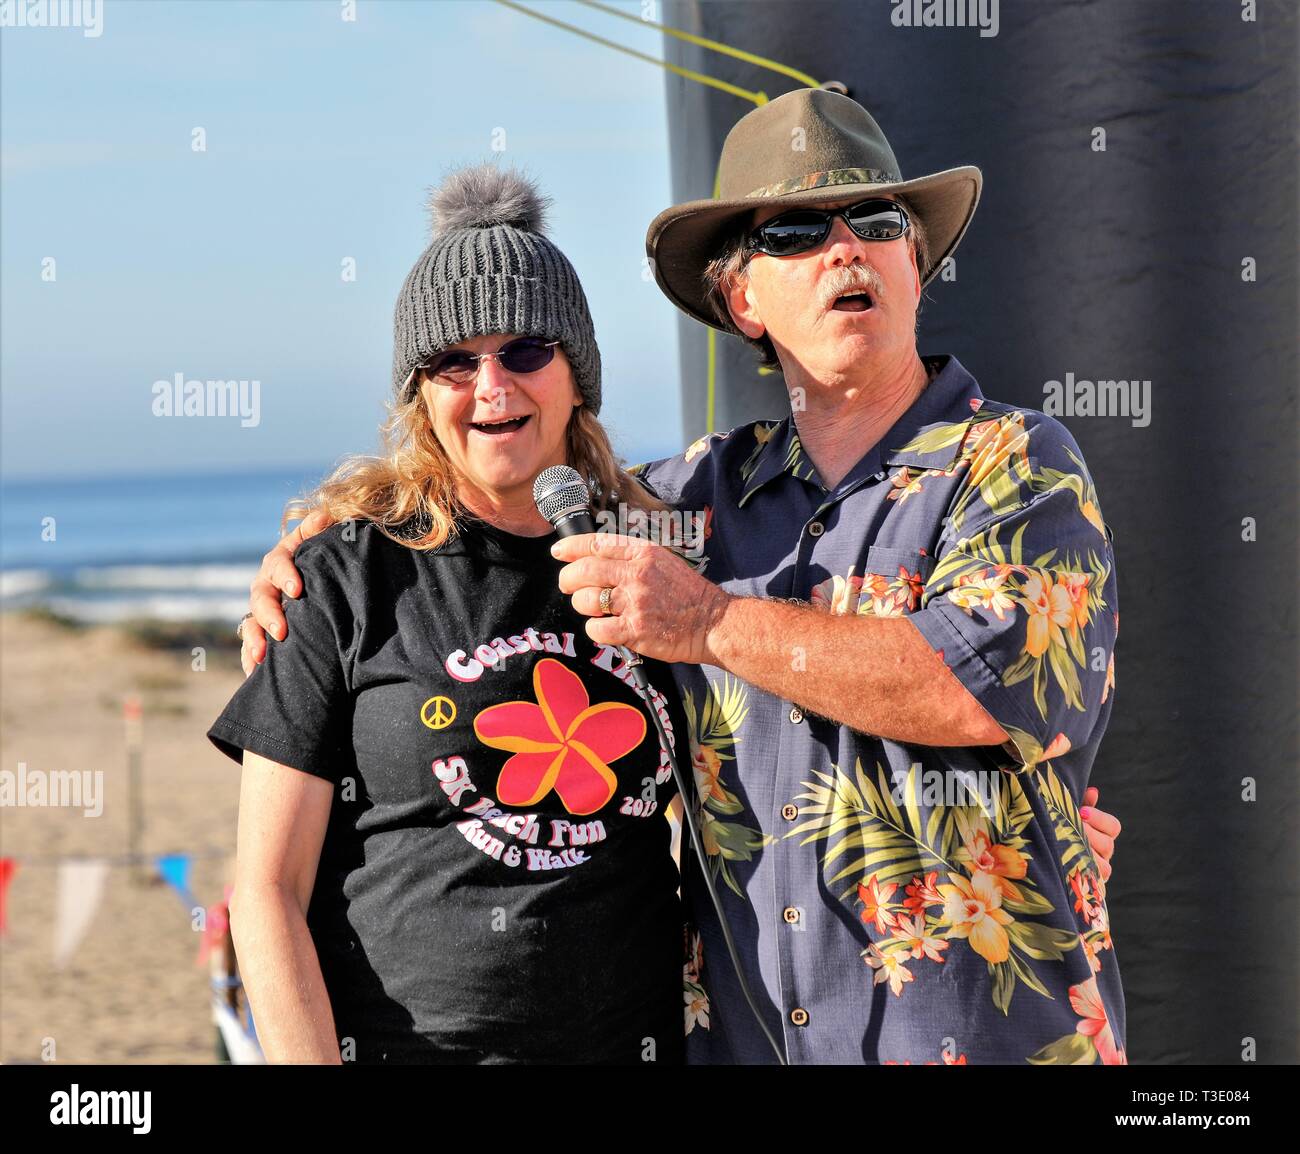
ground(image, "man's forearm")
xmin=704 ymin=595 xmax=1008 ymax=747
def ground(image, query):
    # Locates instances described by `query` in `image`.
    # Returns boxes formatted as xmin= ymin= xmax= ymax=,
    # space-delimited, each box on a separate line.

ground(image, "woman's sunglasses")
xmin=421 ymin=336 xmax=560 ymax=384
xmin=744 ymin=198 xmax=910 ymax=258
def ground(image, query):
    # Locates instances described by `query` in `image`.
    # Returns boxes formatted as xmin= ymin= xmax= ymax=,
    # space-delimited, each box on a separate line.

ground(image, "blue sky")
xmin=0 ymin=0 xmax=686 ymax=480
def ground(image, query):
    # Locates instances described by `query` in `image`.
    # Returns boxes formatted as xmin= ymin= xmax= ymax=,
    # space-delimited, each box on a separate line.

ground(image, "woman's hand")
xmin=241 ymin=508 xmax=334 ymax=675
xmin=1081 ymin=786 xmax=1121 ymax=883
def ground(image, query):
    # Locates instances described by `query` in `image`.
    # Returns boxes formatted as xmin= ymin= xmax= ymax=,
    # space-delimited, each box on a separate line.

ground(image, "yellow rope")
xmin=492 ymin=0 xmax=769 ymax=104
xmin=494 ymin=0 xmax=818 ymax=434
xmin=575 ymin=0 xmax=821 ymax=89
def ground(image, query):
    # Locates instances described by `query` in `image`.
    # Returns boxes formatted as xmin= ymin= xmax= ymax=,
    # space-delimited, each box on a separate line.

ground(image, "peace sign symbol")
xmin=420 ymin=696 xmax=456 ymax=730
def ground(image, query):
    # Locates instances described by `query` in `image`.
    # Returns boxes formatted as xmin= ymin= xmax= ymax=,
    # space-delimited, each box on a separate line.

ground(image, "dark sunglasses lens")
xmin=758 ymin=213 xmax=829 ymax=254
xmin=846 ymin=202 xmax=907 ymax=239
xmin=432 ymin=351 xmax=478 ymax=380
xmin=498 ymin=338 xmax=556 ymax=374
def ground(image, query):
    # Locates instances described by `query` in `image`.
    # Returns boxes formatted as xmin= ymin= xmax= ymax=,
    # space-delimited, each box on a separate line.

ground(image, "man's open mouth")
xmin=830 ymin=290 xmax=874 ymax=313
xmin=469 ymin=415 xmax=531 ymax=434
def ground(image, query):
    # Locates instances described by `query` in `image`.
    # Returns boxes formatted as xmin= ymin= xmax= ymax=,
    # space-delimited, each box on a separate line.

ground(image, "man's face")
xmin=724 ymin=194 xmax=922 ymax=379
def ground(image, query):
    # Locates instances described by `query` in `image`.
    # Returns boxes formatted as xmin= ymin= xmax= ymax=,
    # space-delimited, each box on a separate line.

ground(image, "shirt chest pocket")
xmin=843 ymin=545 xmax=934 ymax=617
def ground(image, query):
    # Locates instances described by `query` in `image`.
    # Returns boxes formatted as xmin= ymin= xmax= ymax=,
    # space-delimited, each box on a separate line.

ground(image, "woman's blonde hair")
xmin=284 ymin=369 xmax=667 ymax=550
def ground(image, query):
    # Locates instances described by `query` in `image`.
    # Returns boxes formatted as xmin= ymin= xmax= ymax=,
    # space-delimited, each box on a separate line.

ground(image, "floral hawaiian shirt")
xmin=633 ymin=353 xmax=1124 ymax=1065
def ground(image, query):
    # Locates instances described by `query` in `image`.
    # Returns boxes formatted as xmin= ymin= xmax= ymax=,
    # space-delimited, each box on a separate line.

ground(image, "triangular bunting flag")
xmin=54 ymin=859 xmax=109 ymax=968
xmin=0 ymin=858 xmax=16 ymax=935
xmin=155 ymin=853 xmax=196 ymax=908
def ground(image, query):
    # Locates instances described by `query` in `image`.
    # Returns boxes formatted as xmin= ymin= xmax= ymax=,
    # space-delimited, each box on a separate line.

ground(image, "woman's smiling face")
xmin=418 ymin=332 xmax=582 ymax=511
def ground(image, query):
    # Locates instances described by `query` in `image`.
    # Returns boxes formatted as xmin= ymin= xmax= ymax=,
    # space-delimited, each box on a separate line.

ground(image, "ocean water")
xmin=0 ymin=467 xmax=330 ymax=624
xmin=1 ymin=437 xmax=686 ymax=625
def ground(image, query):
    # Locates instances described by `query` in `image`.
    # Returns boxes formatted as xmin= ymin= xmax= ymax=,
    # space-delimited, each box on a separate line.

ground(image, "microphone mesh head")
xmin=533 ymin=465 xmax=591 ymax=525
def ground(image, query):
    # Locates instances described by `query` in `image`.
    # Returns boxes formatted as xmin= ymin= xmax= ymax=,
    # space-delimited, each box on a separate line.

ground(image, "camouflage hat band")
xmin=746 ymin=167 xmax=901 ymax=199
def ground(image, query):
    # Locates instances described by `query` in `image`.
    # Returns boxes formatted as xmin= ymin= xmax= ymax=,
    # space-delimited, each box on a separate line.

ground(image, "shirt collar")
xmin=879 ymin=354 xmax=987 ymax=469
xmin=736 ymin=416 xmax=813 ymax=508
xmin=737 ymin=354 xmax=987 ymax=507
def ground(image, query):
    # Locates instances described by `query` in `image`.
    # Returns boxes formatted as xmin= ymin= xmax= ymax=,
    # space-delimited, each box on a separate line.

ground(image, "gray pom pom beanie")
xmin=392 ymin=163 xmax=602 ymax=414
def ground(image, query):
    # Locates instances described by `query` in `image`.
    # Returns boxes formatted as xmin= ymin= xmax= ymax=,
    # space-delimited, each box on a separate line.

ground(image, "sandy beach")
xmin=0 ymin=611 xmax=246 ymax=1064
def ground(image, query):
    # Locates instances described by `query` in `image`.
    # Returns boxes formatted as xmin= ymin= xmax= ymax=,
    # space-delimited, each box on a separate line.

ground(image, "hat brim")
xmin=645 ymin=166 xmax=982 ymax=333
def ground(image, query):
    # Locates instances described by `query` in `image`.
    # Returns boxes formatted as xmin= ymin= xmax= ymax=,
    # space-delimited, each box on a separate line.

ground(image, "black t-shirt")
xmin=208 ymin=517 xmax=685 ymax=1064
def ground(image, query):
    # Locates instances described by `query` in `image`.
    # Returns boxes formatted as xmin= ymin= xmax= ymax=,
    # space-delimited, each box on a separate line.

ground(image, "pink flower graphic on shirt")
xmin=473 ymin=658 xmax=646 ymax=816
xmin=1070 ymin=976 xmax=1127 ymax=1064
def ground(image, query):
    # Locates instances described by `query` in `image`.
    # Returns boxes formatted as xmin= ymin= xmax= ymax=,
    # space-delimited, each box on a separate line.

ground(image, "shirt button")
xmin=781 ymin=803 xmax=799 ymax=821
xmin=807 ymin=521 xmax=824 ymax=537
xmin=789 ymin=706 xmax=804 ymax=724
xmin=783 ymin=906 xmax=800 ymax=925
xmin=790 ymin=1007 xmax=810 ymax=1027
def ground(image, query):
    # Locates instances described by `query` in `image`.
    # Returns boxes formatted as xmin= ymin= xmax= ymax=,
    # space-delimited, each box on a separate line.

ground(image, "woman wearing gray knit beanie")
xmin=208 ymin=164 xmax=688 ymax=1064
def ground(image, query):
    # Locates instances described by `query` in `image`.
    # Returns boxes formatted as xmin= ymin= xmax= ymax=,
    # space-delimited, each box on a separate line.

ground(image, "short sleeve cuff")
xmin=908 ymin=599 xmax=1051 ymax=767
xmin=207 ymin=715 xmax=344 ymax=784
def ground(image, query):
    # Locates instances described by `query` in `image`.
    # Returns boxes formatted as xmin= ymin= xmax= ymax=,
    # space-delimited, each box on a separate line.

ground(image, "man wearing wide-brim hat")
xmin=556 ymin=87 xmax=1127 ymax=1066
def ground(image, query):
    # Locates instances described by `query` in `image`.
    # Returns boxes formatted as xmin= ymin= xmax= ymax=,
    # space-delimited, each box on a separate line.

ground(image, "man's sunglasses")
xmin=744 ymin=198 xmax=910 ymax=258
xmin=421 ymin=336 xmax=560 ymax=384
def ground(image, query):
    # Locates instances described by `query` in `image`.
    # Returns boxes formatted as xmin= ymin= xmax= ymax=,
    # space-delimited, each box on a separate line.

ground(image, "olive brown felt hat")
xmin=645 ymin=88 xmax=982 ymax=331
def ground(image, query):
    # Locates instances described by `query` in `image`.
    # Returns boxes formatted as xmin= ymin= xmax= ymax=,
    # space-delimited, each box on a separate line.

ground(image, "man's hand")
xmin=552 ymin=532 xmax=730 ymax=665
xmin=1081 ymin=786 xmax=1120 ymax=883
xmin=240 ymin=508 xmax=334 ymax=676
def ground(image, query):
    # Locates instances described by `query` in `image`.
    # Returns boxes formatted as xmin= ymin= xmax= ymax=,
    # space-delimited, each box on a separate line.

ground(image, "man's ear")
xmin=722 ymin=271 xmax=767 ymax=341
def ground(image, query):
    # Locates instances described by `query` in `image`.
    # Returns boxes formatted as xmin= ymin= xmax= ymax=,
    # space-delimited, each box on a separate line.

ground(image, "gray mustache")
xmin=819 ymin=266 xmax=884 ymax=310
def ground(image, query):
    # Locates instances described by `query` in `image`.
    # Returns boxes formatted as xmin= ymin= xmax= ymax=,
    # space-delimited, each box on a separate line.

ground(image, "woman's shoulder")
xmin=296 ymin=516 xmax=429 ymax=561
xmin=290 ymin=517 xmax=436 ymax=595
xmin=284 ymin=519 xmax=435 ymax=636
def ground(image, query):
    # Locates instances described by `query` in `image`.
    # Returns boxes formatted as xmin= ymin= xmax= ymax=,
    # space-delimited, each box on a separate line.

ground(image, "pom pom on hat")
xmin=426 ymin=163 xmax=551 ymax=238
